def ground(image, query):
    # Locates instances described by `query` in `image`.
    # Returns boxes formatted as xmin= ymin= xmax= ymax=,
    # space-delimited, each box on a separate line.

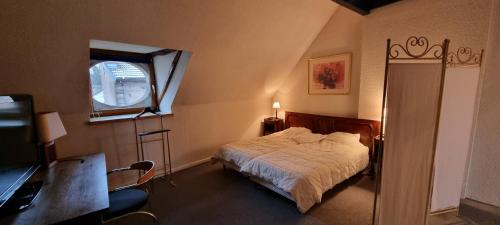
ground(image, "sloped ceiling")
xmin=161 ymin=1 xmax=339 ymax=105
xmin=0 ymin=0 xmax=338 ymax=112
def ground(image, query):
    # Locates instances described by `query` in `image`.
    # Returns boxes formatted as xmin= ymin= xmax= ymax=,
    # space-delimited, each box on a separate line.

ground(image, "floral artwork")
xmin=308 ymin=53 xmax=351 ymax=94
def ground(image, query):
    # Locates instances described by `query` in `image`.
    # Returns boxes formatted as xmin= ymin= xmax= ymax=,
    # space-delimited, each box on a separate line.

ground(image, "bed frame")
xmin=217 ymin=111 xmax=381 ymax=208
xmin=218 ymin=160 xmax=297 ymax=201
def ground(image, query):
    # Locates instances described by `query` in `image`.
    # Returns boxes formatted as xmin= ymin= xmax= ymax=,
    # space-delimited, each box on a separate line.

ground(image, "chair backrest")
xmin=130 ymin=161 xmax=155 ymax=186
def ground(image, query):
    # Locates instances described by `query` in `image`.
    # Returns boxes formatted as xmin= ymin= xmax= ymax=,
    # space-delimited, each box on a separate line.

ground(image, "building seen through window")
xmin=89 ymin=61 xmax=151 ymax=111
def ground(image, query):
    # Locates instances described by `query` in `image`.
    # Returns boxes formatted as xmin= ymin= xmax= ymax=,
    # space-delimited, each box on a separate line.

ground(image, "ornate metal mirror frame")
xmin=447 ymin=47 xmax=483 ymax=68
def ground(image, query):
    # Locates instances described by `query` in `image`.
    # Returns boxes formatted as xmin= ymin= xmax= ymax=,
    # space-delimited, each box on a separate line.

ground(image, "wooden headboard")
xmin=285 ymin=112 xmax=381 ymax=162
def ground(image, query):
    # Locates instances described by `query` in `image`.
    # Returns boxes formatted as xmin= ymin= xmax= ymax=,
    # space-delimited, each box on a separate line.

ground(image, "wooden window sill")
xmin=88 ymin=111 xmax=172 ymax=125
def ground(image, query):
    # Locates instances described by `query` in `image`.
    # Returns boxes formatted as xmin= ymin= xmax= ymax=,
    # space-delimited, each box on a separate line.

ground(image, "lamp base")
xmin=42 ymin=143 xmax=58 ymax=168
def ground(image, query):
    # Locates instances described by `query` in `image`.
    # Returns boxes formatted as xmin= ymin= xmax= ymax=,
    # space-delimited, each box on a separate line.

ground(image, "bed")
xmin=212 ymin=112 xmax=380 ymax=213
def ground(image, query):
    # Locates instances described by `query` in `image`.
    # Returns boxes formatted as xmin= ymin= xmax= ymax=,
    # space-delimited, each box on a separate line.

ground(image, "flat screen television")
xmin=0 ymin=94 xmax=40 ymax=208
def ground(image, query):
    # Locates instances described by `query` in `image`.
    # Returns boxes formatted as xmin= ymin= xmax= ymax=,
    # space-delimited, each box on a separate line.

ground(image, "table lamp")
xmin=272 ymin=101 xmax=280 ymax=119
xmin=37 ymin=112 xmax=67 ymax=167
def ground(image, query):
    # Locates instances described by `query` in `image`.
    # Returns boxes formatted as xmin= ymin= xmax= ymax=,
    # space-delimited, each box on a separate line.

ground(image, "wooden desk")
xmin=0 ymin=153 xmax=109 ymax=225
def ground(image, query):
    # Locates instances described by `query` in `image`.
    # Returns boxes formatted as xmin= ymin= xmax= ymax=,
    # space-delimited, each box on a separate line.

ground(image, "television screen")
xmin=0 ymin=94 xmax=40 ymax=208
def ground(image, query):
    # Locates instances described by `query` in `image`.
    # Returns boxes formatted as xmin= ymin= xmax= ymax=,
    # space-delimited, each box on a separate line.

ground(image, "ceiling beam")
xmin=332 ymin=0 xmax=401 ymax=15
xmin=332 ymin=0 xmax=369 ymax=15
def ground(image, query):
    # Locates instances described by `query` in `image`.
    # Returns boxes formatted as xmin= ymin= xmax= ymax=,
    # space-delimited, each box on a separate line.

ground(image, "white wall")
xmin=0 ymin=0 xmax=338 ymax=186
xmin=274 ymin=7 xmax=362 ymax=118
xmin=464 ymin=0 xmax=500 ymax=207
xmin=349 ymin=0 xmax=499 ymax=208
xmin=275 ymin=0 xmax=492 ymax=122
xmin=358 ymin=0 xmax=492 ymax=120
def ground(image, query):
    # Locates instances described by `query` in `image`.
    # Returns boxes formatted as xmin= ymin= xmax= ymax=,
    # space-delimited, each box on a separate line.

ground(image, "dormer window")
xmin=89 ymin=48 xmax=160 ymax=117
xmin=88 ymin=40 xmax=192 ymax=121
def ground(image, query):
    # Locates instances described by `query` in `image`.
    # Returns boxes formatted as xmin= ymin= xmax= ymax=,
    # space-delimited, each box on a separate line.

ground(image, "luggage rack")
xmin=133 ymin=107 xmax=175 ymax=187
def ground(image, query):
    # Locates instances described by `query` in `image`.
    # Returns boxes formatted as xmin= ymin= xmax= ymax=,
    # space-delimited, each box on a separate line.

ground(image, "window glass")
xmin=89 ymin=61 xmax=151 ymax=111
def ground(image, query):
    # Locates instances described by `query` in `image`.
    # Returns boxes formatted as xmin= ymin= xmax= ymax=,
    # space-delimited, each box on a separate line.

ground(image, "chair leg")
xmin=150 ymin=212 xmax=160 ymax=225
xmin=149 ymin=180 xmax=154 ymax=194
xmin=102 ymin=211 xmax=160 ymax=225
xmin=148 ymin=199 xmax=153 ymax=213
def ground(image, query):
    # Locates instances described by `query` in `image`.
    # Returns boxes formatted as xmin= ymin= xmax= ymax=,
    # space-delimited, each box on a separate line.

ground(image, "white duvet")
xmin=212 ymin=134 xmax=298 ymax=167
xmin=212 ymin=128 xmax=369 ymax=213
xmin=212 ymin=127 xmax=310 ymax=166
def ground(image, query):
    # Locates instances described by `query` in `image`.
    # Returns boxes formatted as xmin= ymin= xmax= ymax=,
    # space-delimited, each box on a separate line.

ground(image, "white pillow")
xmin=324 ymin=132 xmax=360 ymax=144
xmin=274 ymin=127 xmax=311 ymax=138
xmin=292 ymin=133 xmax=325 ymax=144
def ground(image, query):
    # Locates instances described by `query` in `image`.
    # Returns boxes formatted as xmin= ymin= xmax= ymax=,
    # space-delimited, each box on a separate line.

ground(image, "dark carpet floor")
xmin=149 ymin=163 xmax=376 ymax=225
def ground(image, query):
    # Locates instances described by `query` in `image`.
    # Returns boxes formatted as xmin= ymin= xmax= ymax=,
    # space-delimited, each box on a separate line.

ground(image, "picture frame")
xmin=308 ymin=53 xmax=351 ymax=95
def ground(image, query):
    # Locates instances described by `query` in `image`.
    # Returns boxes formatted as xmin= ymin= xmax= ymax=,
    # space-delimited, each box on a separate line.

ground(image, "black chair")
xmin=103 ymin=161 xmax=159 ymax=225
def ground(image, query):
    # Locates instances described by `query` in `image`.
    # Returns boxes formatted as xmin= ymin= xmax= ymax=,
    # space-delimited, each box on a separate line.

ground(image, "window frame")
xmin=88 ymin=49 xmax=159 ymax=117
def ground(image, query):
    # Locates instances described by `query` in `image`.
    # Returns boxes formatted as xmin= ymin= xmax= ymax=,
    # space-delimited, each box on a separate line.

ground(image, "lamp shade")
xmin=37 ymin=112 xmax=67 ymax=143
xmin=272 ymin=101 xmax=281 ymax=109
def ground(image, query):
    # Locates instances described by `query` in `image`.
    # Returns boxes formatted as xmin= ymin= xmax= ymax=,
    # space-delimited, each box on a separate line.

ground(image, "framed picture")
xmin=308 ymin=53 xmax=351 ymax=95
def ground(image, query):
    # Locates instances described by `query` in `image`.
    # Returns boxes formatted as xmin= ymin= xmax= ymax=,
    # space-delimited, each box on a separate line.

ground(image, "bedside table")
xmin=263 ymin=117 xmax=284 ymax=136
xmin=374 ymin=135 xmax=384 ymax=163
xmin=371 ymin=135 xmax=384 ymax=176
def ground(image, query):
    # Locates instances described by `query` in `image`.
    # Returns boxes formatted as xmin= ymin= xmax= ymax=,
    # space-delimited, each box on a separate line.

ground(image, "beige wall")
xmin=2 ymin=0 xmax=498 ymax=204
xmin=274 ymin=0 xmax=492 ymax=121
xmin=0 ymin=0 xmax=337 ymax=180
xmin=358 ymin=0 xmax=492 ymax=120
xmin=355 ymin=0 xmax=499 ymax=208
xmin=274 ymin=7 xmax=362 ymax=118
xmin=354 ymin=0 xmax=499 ymax=209
xmin=465 ymin=0 xmax=500 ymax=207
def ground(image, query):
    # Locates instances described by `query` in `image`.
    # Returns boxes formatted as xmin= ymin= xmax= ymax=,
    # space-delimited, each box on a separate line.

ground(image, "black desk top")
xmin=0 ymin=152 xmax=109 ymax=225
